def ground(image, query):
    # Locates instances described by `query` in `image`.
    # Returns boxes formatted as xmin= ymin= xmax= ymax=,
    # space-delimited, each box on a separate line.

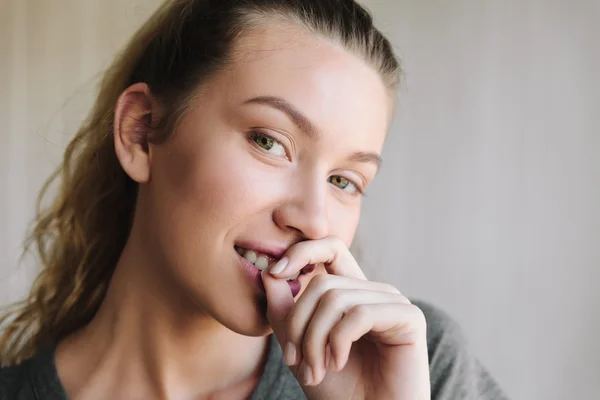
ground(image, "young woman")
xmin=0 ymin=1 xmax=508 ymax=399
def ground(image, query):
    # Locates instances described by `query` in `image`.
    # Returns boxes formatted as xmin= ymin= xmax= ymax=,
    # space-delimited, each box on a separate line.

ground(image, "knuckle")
xmin=383 ymin=283 xmax=401 ymax=294
xmin=321 ymin=288 xmax=347 ymax=310
xmin=348 ymin=304 xmax=370 ymax=322
xmin=408 ymin=304 xmax=427 ymax=329
xmin=400 ymin=295 xmax=412 ymax=304
xmin=331 ymin=236 xmax=350 ymax=257
xmin=307 ymin=273 xmax=331 ymax=292
xmin=329 ymin=236 xmax=345 ymax=247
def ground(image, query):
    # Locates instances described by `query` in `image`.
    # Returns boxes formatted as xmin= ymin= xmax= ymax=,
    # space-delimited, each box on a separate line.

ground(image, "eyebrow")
xmin=243 ymin=95 xmax=383 ymax=171
xmin=244 ymin=96 xmax=320 ymax=140
xmin=349 ymin=151 xmax=382 ymax=171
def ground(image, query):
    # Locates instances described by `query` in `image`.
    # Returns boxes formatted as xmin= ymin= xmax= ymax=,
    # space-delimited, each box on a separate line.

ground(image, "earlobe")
xmin=113 ymin=82 xmax=160 ymax=184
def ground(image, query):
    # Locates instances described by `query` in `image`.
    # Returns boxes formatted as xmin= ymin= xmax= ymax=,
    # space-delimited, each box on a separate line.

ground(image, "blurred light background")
xmin=0 ymin=1 xmax=598 ymax=399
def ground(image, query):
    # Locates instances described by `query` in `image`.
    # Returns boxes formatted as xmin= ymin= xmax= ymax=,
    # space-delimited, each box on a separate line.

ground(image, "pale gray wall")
xmin=1 ymin=1 xmax=598 ymax=399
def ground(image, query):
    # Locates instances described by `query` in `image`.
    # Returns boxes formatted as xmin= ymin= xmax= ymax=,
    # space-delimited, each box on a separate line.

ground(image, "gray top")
xmin=0 ymin=301 xmax=509 ymax=399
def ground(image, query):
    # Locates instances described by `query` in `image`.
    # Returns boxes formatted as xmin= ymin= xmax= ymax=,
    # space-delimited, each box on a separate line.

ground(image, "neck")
xmin=55 ymin=236 xmax=269 ymax=400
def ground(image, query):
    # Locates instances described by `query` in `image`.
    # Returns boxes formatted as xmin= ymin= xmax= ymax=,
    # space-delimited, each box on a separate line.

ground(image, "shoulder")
xmin=410 ymin=300 xmax=510 ymax=400
xmin=1 ymin=346 xmax=67 ymax=400
xmin=0 ymin=358 xmax=37 ymax=399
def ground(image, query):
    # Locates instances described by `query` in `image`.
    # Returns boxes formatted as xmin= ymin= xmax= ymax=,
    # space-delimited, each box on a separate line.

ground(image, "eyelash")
xmin=249 ymin=129 xmax=366 ymax=196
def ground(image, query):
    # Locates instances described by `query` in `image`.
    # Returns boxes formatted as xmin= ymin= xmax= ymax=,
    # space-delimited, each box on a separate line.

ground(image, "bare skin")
xmin=55 ymin=20 xmax=428 ymax=400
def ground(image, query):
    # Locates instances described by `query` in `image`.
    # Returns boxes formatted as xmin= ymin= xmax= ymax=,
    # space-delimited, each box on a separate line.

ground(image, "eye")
xmin=328 ymin=175 xmax=361 ymax=195
xmin=251 ymin=131 xmax=287 ymax=157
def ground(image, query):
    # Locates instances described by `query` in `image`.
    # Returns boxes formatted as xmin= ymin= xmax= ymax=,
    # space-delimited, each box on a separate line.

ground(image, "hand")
xmin=262 ymin=237 xmax=431 ymax=400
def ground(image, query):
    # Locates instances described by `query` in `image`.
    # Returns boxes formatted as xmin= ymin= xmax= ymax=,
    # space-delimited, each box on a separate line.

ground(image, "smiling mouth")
xmin=234 ymin=245 xmax=300 ymax=281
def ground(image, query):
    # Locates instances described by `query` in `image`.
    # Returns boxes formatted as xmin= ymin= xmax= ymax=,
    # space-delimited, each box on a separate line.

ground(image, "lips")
xmin=234 ymin=241 xmax=314 ymax=297
xmin=235 ymin=245 xmax=300 ymax=280
xmin=235 ymin=250 xmax=301 ymax=297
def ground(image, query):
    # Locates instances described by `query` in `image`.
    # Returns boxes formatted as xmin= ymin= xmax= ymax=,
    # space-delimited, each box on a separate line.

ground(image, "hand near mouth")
xmin=261 ymin=236 xmax=431 ymax=400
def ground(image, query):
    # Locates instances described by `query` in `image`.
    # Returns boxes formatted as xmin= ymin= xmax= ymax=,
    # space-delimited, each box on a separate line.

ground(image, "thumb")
xmin=262 ymin=270 xmax=295 ymax=344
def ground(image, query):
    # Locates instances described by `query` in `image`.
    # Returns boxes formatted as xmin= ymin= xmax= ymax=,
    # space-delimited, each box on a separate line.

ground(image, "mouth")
xmin=234 ymin=243 xmax=315 ymax=297
xmin=234 ymin=244 xmax=300 ymax=281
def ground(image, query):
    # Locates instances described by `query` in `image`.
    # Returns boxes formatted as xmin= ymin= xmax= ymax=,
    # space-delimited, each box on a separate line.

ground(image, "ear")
xmin=113 ymin=83 xmax=161 ymax=183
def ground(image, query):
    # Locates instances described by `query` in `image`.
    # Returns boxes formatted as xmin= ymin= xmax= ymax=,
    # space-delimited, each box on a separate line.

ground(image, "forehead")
xmin=211 ymin=21 xmax=392 ymax=153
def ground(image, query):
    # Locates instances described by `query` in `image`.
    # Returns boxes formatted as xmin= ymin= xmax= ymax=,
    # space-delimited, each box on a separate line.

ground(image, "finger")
xmin=285 ymin=274 xmax=401 ymax=369
xmin=329 ymin=303 xmax=427 ymax=372
xmin=301 ymin=289 xmax=411 ymax=385
xmin=269 ymin=237 xmax=366 ymax=280
xmin=261 ymin=270 xmax=296 ymax=362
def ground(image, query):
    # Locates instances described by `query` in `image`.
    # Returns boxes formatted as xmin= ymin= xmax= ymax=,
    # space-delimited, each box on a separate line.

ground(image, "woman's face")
xmin=135 ymin=22 xmax=392 ymax=335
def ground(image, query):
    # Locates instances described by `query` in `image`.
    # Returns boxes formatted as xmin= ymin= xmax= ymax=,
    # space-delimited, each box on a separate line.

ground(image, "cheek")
xmin=152 ymin=135 xmax=286 ymax=238
xmin=328 ymin=204 xmax=361 ymax=247
xmin=156 ymin=147 xmax=250 ymax=232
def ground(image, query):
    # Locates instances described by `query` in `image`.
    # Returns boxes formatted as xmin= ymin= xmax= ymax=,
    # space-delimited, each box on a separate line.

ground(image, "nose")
xmin=272 ymin=175 xmax=329 ymax=240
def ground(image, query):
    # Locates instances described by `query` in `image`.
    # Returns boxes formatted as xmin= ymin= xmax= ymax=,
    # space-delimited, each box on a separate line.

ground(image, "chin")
xmin=214 ymin=295 xmax=274 ymax=337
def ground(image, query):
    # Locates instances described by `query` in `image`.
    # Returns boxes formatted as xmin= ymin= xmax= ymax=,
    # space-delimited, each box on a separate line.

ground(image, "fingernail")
xmin=269 ymin=257 xmax=289 ymax=275
xmin=325 ymin=344 xmax=331 ymax=370
xmin=284 ymin=341 xmax=297 ymax=366
xmin=299 ymin=362 xmax=313 ymax=386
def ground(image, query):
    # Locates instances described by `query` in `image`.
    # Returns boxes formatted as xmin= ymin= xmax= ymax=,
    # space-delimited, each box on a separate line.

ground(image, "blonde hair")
xmin=0 ymin=0 xmax=400 ymax=366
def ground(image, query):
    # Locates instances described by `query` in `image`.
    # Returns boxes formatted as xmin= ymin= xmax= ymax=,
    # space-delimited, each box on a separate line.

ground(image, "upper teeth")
xmin=236 ymin=245 xmax=300 ymax=280
xmin=254 ymin=256 xmax=269 ymax=271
